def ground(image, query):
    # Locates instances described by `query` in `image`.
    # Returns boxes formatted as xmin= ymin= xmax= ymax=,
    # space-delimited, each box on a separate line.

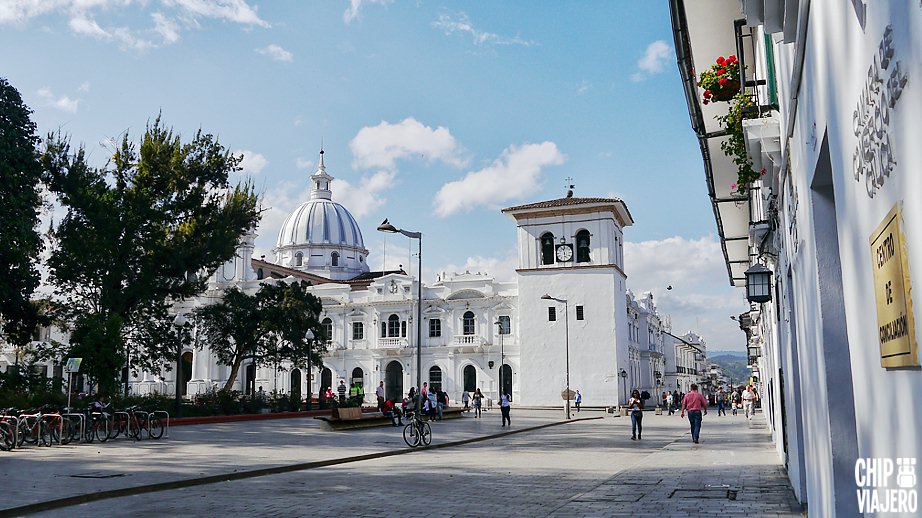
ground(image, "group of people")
xmin=636 ymin=384 xmax=760 ymax=443
xmin=372 ymin=382 xmax=512 ymax=427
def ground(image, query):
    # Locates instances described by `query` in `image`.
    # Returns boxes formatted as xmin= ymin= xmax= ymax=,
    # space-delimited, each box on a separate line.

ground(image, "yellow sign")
xmin=869 ymin=203 xmax=918 ymax=368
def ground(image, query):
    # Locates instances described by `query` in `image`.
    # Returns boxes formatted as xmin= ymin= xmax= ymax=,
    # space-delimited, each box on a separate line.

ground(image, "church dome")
xmin=276 ymin=199 xmax=365 ymax=249
xmin=273 ymin=151 xmax=370 ymax=280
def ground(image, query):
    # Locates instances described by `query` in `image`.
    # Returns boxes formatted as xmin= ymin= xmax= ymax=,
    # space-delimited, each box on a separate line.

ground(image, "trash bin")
xmin=655 ymin=407 xmax=663 ymax=415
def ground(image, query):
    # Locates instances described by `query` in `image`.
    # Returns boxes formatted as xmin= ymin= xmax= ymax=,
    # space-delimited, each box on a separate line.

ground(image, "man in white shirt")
xmin=375 ymin=381 xmax=385 ymax=411
xmin=742 ymin=385 xmax=757 ymax=419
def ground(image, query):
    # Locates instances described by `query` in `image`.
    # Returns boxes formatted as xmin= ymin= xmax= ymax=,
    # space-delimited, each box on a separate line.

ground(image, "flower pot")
xmin=711 ymin=80 xmax=741 ymax=101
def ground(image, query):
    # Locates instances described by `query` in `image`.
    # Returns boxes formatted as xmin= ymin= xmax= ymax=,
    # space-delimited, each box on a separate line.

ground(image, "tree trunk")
xmin=222 ymin=354 xmax=244 ymax=393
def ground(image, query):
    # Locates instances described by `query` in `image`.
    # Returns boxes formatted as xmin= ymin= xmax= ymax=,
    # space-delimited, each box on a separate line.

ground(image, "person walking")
xmin=376 ymin=381 xmax=386 ymax=411
xmin=574 ymin=390 xmax=582 ymax=412
xmin=680 ymin=383 xmax=708 ymax=444
xmin=500 ymin=390 xmax=511 ymax=427
xmin=716 ymin=387 xmax=727 ymax=416
xmin=628 ymin=389 xmax=644 ymax=440
xmin=666 ymin=391 xmax=675 ymax=416
xmin=730 ymin=388 xmax=740 ymax=415
xmin=742 ymin=385 xmax=757 ymax=420
xmin=461 ymin=389 xmax=471 ymax=411
xmin=472 ymin=388 xmax=483 ymax=418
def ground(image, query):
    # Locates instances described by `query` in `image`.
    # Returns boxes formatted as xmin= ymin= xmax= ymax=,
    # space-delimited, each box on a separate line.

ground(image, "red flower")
xmin=731 ymin=183 xmax=737 ymax=190
xmin=703 ymin=99 xmax=709 ymax=105
xmin=717 ymin=69 xmax=726 ymax=76
xmin=718 ymin=78 xmax=728 ymax=86
xmin=728 ymin=55 xmax=737 ymax=63
xmin=717 ymin=56 xmax=726 ymax=65
xmin=704 ymin=90 xmax=712 ymax=96
xmin=761 ymin=168 xmax=767 ymax=175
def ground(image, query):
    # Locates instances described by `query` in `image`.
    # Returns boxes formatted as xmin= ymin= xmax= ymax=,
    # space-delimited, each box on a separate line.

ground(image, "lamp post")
xmin=305 ymin=329 xmax=315 ymax=411
xmin=172 ymin=313 xmax=187 ymax=418
xmin=378 ymin=219 xmax=423 ymax=418
xmin=495 ymin=320 xmax=505 ymax=401
xmin=541 ymin=294 xmax=570 ymax=419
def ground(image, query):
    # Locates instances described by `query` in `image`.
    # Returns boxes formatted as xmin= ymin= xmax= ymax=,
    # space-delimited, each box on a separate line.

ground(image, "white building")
xmin=671 ymin=1 xmax=922 ymax=515
xmin=128 ymin=153 xmax=644 ymax=408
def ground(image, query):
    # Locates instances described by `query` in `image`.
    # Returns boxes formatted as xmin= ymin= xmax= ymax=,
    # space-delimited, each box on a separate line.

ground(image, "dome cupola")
xmin=274 ymin=150 xmax=370 ymax=280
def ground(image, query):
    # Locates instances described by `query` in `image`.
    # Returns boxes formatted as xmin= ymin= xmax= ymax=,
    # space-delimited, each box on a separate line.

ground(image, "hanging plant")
xmin=698 ymin=55 xmax=743 ymax=104
xmin=717 ymin=92 xmax=765 ymax=195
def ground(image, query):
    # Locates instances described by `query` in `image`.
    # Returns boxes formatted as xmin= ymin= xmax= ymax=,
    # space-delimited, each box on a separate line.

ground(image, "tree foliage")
xmin=0 ymin=77 xmax=44 ymax=347
xmin=41 ymin=117 xmax=261 ymax=394
xmin=194 ymin=281 xmax=324 ymax=393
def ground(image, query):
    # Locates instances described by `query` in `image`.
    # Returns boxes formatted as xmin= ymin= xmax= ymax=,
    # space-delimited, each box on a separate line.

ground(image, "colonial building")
xmin=671 ymin=0 xmax=922 ymax=515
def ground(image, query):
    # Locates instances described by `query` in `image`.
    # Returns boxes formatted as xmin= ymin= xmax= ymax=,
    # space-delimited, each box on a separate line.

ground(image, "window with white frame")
xmin=352 ymin=322 xmax=364 ymax=340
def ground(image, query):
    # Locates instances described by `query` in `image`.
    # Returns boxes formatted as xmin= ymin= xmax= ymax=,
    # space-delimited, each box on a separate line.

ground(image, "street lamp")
xmin=172 ymin=313 xmax=187 ymax=418
xmin=619 ymin=368 xmax=628 ymax=405
xmin=378 ymin=219 xmax=423 ymax=418
xmin=305 ymin=329 xmax=315 ymax=411
xmin=495 ymin=319 xmax=505 ymax=401
xmin=541 ymin=294 xmax=570 ymax=419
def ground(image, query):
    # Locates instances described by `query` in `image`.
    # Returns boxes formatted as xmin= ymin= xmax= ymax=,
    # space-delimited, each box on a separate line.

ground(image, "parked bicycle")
xmin=402 ymin=410 xmax=432 ymax=448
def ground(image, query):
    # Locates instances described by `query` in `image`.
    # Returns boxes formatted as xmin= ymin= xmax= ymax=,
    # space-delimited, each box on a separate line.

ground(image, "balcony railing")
xmin=378 ymin=337 xmax=408 ymax=349
xmin=452 ymin=335 xmax=486 ymax=346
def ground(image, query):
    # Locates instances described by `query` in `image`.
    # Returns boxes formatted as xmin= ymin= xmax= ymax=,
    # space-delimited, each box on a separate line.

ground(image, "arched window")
xmin=540 ymin=232 xmax=555 ymax=265
xmin=295 ymin=252 xmax=303 ymax=267
xmin=429 ymin=366 xmax=442 ymax=391
xmin=388 ymin=314 xmax=400 ymax=337
xmin=463 ymin=365 xmax=476 ymax=392
xmin=322 ymin=318 xmax=333 ymax=342
xmin=463 ymin=311 xmax=475 ymax=335
xmin=256 ymin=268 xmax=264 ymax=280
xmin=331 ymin=252 xmax=339 ymax=266
xmin=351 ymin=367 xmax=363 ymax=388
xmin=576 ymin=229 xmax=591 ymax=263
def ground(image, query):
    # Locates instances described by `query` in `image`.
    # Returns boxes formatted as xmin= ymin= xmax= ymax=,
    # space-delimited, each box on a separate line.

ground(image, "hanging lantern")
xmin=745 ymin=264 xmax=773 ymax=303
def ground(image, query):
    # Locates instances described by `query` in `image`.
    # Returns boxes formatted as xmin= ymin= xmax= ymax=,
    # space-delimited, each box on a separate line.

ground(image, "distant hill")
xmin=709 ymin=352 xmax=751 ymax=387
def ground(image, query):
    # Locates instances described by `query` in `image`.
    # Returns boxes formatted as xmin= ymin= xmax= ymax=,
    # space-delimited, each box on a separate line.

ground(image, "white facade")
xmin=672 ymin=1 xmax=922 ymax=515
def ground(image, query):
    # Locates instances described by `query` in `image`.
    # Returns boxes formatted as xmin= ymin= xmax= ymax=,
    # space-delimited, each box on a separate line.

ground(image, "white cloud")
xmin=343 ymin=0 xmax=392 ymax=25
xmin=333 ymin=170 xmax=396 ymax=219
xmin=433 ymin=141 xmax=565 ymax=218
xmin=295 ymin=157 xmax=313 ymax=170
xmin=234 ymin=149 xmax=269 ymax=175
xmin=433 ymin=12 xmax=536 ymax=47
xmin=151 ymin=12 xmax=180 ymax=43
xmin=631 ymin=40 xmax=672 ymax=82
xmin=0 ymin=0 xmax=268 ymax=51
xmin=37 ymin=87 xmax=79 ymax=113
xmin=623 ymin=235 xmax=750 ymax=351
xmin=349 ymin=117 xmax=467 ymax=171
xmin=254 ymin=180 xmax=309 ymax=256
xmin=256 ymin=43 xmax=293 ymax=62
xmin=432 ymin=249 xmax=518 ymax=283
xmin=77 ymin=81 xmax=91 ymax=92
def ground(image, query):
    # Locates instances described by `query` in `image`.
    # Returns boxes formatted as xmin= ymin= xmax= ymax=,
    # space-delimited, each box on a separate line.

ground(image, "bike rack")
xmin=1 ymin=415 xmax=19 ymax=449
xmin=150 ymin=410 xmax=170 ymax=438
xmin=61 ymin=413 xmax=85 ymax=444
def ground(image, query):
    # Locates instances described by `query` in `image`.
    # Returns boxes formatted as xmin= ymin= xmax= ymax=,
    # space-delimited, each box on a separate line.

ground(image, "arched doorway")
xmin=463 ymin=365 xmax=476 ymax=392
xmin=321 ymin=367 xmax=333 ymax=394
xmin=245 ymin=363 xmax=256 ymax=396
xmin=385 ymin=361 xmax=403 ymax=402
xmin=429 ymin=366 xmax=443 ymax=391
xmin=180 ymin=352 xmax=193 ymax=396
xmin=501 ymin=364 xmax=512 ymax=401
xmin=351 ymin=367 xmax=364 ymax=402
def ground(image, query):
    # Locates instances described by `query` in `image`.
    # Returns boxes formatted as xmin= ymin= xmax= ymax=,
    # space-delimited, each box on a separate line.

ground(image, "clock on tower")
xmin=555 ymin=243 xmax=573 ymax=262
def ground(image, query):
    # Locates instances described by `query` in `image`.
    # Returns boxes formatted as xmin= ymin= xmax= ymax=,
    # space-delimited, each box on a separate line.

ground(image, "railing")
xmin=377 ymin=337 xmax=408 ymax=349
xmin=452 ymin=335 xmax=485 ymax=346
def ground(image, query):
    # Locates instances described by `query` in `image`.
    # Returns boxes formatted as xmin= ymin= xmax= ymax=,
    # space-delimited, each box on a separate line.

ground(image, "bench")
xmin=314 ymin=406 xmax=466 ymax=431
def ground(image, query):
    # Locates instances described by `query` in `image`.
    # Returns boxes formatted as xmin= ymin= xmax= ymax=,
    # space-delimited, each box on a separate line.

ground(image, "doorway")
xmin=385 ymin=361 xmax=403 ymax=402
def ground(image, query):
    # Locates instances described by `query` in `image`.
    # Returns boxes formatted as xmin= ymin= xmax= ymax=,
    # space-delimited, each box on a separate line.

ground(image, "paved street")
xmin=1 ymin=409 xmax=803 ymax=517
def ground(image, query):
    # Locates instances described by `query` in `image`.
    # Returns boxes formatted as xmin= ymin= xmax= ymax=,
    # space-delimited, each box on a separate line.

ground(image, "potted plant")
xmin=698 ymin=55 xmax=743 ymax=104
xmin=717 ymin=92 xmax=765 ymax=195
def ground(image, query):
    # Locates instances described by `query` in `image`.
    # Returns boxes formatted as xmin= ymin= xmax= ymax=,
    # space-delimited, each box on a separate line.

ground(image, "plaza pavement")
xmin=1 ymin=408 xmax=804 ymax=517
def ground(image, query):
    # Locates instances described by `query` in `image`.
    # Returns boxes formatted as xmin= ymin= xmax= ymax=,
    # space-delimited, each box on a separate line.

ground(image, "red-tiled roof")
xmin=501 ymin=197 xmax=625 ymax=212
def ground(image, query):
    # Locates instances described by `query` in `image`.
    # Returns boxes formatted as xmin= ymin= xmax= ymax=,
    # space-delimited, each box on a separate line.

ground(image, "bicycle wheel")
xmin=420 ymin=421 xmax=432 ymax=446
xmin=94 ymin=418 xmax=110 ymax=443
xmin=61 ymin=418 xmax=77 ymax=445
xmin=403 ymin=422 xmax=420 ymax=447
xmin=48 ymin=420 xmax=61 ymax=445
xmin=128 ymin=417 xmax=141 ymax=440
xmin=106 ymin=414 xmax=119 ymax=440
xmin=148 ymin=417 xmax=164 ymax=439
xmin=0 ymin=422 xmax=13 ymax=451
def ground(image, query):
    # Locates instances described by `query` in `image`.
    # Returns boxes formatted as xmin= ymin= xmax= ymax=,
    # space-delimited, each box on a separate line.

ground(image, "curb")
xmin=0 ymin=416 xmax=603 ymax=517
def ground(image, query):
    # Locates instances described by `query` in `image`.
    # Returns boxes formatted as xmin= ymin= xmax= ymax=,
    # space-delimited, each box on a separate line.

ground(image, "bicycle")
xmin=402 ymin=410 xmax=431 ymax=448
xmin=0 ymin=420 xmax=14 ymax=451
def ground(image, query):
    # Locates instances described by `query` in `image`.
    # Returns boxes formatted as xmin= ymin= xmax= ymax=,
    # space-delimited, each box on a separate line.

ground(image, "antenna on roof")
xmin=565 ymin=177 xmax=574 ymax=198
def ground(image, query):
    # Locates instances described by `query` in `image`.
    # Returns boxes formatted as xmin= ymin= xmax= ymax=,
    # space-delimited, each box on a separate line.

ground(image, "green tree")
xmin=258 ymin=281 xmax=325 ymax=378
xmin=41 ymin=118 xmax=261 ymax=394
xmin=194 ymin=287 xmax=264 ymax=393
xmin=0 ymin=77 xmax=44 ymax=349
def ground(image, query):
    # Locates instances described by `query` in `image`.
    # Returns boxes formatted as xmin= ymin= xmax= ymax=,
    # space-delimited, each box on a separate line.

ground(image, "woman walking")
xmin=628 ymin=389 xmax=644 ymax=440
xmin=472 ymin=388 xmax=484 ymax=418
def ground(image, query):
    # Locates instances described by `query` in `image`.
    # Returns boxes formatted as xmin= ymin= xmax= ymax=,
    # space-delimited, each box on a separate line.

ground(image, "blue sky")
xmin=0 ymin=1 xmax=749 ymax=351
